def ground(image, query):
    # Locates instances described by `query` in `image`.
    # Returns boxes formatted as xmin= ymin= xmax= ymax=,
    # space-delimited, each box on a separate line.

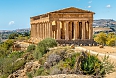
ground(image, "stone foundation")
xmin=56 ymin=39 xmax=97 ymax=46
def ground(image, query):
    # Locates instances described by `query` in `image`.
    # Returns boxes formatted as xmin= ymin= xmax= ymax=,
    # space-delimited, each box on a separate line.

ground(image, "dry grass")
xmin=82 ymin=46 xmax=116 ymax=53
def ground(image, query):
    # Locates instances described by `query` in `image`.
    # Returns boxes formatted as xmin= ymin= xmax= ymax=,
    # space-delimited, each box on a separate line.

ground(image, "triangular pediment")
xmin=50 ymin=7 xmax=94 ymax=14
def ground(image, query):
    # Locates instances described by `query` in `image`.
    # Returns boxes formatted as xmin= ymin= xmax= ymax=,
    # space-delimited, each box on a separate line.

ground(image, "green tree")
xmin=1 ymin=39 xmax=14 ymax=50
xmin=106 ymin=33 xmax=116 ymax=46
xmin=94 ymin=32 xmax=107 ymax=45
xmin=8 ymin=33 xmax=19 ymax=39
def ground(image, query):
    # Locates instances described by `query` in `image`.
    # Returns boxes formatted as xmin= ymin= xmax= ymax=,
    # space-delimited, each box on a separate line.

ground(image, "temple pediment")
xmin=50 ymin=7 xmax=94 ymax=14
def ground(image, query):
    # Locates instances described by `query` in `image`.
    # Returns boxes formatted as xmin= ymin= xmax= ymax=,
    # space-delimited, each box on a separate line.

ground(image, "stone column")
xmin=48 ymin=22 xmax=52 ymax=38
xmin=86 ymin=22 xmax=89 ymax=39
xmin=43 ymin=23 xmax=45 ymax=39
xmin=45 ymin=22 xmax=47 ymax=38
xmin=82 ymin=21 xmax=85 ymax=40
xmin=34 ymin=24 xmax=37 ymax=38
xmin=44 ymin=23 xmax=46 ymax=39
xmin=89 ymin=22 xmax=93 ymax=39
xmin=37 ymin=23 xmax=39 ymax=38
xmin=46 ymin=22 xmax=49 ymax=38
xmin=41 ymin=23 xmax=43 ymax=39
xmin=74 ymin=21 xmax=77 ymax=40
xmin=64 ymin=21 xmax=69 ymax=40
xmin=31 ymin=24 xmax=33 ymax=37
xmin=57 ymin=21 xmax=61 ymax=40
xmin=77 ymin=21 xmax=79 ymax=39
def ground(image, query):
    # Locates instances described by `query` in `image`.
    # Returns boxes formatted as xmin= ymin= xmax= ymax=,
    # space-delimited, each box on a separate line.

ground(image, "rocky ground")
xmin=8 ymin=46 xmax=116 ymax=78
xmin=8 ymin=61 xmax=40 ymax=78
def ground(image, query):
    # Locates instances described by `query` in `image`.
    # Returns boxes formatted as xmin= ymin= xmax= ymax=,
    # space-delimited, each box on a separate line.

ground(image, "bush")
xmin=45 ymin=54 xmax=61 ymax=67
xmin=33 ymin=38 xmax=57 ymax=60
xmin=106 ymin=38 xmax=115 ymax=46
xmin=80 ymin=53 xmax=101 ymax=75
xmin=27 ymin=44 xmax=36 ymax=52
xmin=94 ymin=32 xmax=107 ymax=45
xmin=8 ymin=51 xmax=23 ymax=58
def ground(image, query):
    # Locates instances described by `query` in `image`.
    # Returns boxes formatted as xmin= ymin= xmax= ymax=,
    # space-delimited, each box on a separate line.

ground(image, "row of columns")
xmin=31 ymin=22 xmax=52 ymax=40
xmin=31 ymin=20 xmax=93 ymax=41
xmin=56 ymin=20 xmax=93 ymax=40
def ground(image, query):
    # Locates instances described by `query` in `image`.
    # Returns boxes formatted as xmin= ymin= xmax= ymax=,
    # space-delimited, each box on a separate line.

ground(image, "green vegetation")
xmin=27 ymin=44 xmax=36 ymax=52
xmin=94 ymin=32 xmax=116 ymax=46
xmin=0 ymin=32 xmax=30 ymax=77
xmin=33 ymin=38 xmax=57 ymax=60
xmin=27 ymin=47 xmax=115 ymax=78
xmin=0 ymin=32 xmax=115 ymax=78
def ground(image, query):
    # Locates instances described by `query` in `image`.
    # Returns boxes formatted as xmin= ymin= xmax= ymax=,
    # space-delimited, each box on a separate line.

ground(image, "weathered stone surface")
xmin=30 ymin=7 xmax=94 ymax=45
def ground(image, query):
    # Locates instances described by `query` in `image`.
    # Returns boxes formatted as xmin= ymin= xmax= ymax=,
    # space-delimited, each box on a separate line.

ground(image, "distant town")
xmin=0 ymin=19 xmax=116 ymax=42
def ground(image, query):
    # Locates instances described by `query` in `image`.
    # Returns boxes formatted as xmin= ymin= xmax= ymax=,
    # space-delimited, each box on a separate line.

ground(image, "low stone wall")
xmin=56 ymin=39 xmax=97 ymax=46
xmin=34 ymin=74 xmax=90 ymax=78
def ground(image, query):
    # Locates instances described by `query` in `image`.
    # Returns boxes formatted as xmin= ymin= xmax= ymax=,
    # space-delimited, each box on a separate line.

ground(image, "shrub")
xmin=94 ymin=32 xmax=107 ymax=45
xmin=80 ymin=53 xmax=101 ymax=75
xmin=106 ymin=38 xmax=115 ymax=46
xmin=27 ymin=44 xmax=36 ymax=52
xmin=45 ymin=54 xmax=61 ymax=67
xmin=33 ymin=38 xmax=57 ymax=60
xmin=75 ymin=52 xmax=115 ymax=77
xmin=8 ymin=51 xmax=23 ymax=58
xmin=12 ymin=58 xmax=26 ymax=72
xmin=35 ymin=66 xmax=44 ymax=76
xmin=27 ymin=72 xmax=33 ymax=78
xmin=100 ymin=55 xmax=115 ymax=75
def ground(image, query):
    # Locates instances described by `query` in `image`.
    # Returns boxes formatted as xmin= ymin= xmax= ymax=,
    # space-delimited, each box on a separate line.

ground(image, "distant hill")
xmin=93 ymin=19 xmax=116 ymax=28
xmin=0 ymin=28 xmax=30 ymax=33
xmin=93 ymin=19 xmax=116 ymax=32
xmin=0 ymin=28 xmax=30 ymax=42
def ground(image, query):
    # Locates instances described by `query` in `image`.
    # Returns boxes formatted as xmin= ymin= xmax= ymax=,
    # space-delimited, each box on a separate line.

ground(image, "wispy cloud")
xmin=88 ymin=6 xmax=91 ymax=8
xmin=9 ymin=21 xmax=14 ymax=25
xmin=88 ymin=1 xmax=92 ymax=4
xmin=106 ymin=5 xmax=111 ymax=8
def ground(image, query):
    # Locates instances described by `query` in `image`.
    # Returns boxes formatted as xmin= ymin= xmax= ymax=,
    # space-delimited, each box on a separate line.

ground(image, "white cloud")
xmin=88 ymin=6 xmax=91 ymax=8
xmin=106 ymin=5 xmax=111 ymax=8
xmin=9 ymin=21 xmax=14 ymax=25
xmin=88 ymin=1 xmax=92 ymax=4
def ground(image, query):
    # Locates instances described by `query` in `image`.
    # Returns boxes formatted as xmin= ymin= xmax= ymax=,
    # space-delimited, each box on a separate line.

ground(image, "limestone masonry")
xmin=29 ymin=7 xmax=96 ymax=45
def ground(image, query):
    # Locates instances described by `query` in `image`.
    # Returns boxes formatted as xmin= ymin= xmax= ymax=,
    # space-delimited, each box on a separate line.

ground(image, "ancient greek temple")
xmin=30 ymin=7 xmax=96 ymax=45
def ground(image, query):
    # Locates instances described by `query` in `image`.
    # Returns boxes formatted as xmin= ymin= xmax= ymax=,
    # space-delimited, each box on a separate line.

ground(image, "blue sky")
xmin=0 ymin=0 xmax=116 ymax=30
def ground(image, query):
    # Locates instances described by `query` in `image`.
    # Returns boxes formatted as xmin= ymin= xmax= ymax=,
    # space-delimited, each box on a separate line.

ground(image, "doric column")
xmin=89 ymin=22 xmax=93 ymax=39
xmin=74 ymin=21 xmax=77 ymax=40
xmin=45 ymin=22 xmax=47 ymax=38
xmin=86 ymin=22 xmax=89 ymax=39
xmin=31 ymin=24 xmax=33 ymax=37
xmin=77 ymin=21 xmax=79 ymax=39
xmin=48 ymin=22 xmax=52 ymax=38
xmin=44 ymin=23 xmax=46 ymax=39
xmin=64 ymin=21 xmax=69 ymax=40
xmin=37 ymin=23 xmax=39 ymax=38
xmin=57 ymin=21 xmax=61 ymax=40
xmin=40 ymin=23 xmax=43 ymax=39
xmin=46 ymin=22 xmax=49 ymax=38
xmin=43 ymin=23 xmax=45 ymax=39
xmin=34 ymin=24 xmax=37 ymax=38
xmin=82 ymin=21 xmax=85 ymax=40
